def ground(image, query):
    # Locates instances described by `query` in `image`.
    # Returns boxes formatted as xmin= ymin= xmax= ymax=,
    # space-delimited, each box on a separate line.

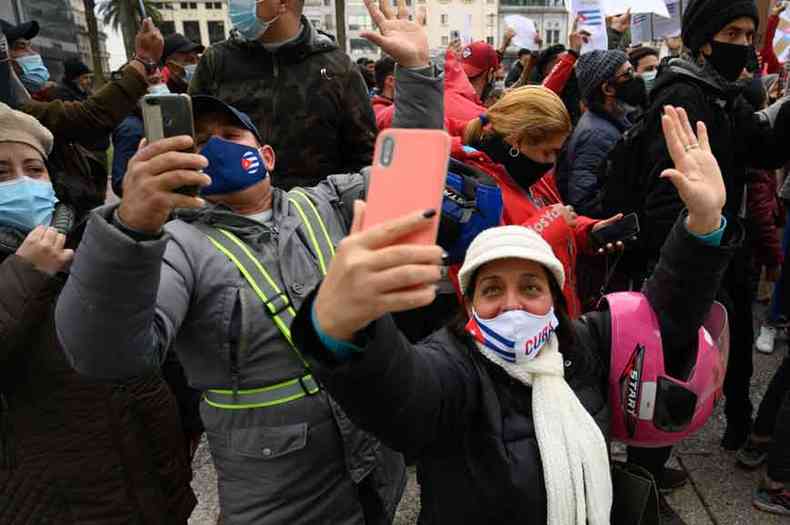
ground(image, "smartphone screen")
xmin=141 ymin=94 xmax=199 ymax=195
xmin=361 ymin=129 xmax=451 ymax=245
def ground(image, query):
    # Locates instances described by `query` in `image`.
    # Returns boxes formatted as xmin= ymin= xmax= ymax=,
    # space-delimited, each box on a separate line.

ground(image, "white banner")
xmin=572 ymin=0 xmax=608 ymax=52
xmin=601 ymin=0 xmax=670 ymax=17
xmin=629 ymin=0 xmax=682 ymax=43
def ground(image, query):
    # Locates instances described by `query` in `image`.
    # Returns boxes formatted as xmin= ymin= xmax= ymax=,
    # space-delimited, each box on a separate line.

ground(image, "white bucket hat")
xmin=458 ymin=225 xmax=565 ymax=295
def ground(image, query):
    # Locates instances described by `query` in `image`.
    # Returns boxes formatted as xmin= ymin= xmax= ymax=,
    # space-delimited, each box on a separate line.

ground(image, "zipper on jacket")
xmin=0 ymin=393 xmax=16 ymax=470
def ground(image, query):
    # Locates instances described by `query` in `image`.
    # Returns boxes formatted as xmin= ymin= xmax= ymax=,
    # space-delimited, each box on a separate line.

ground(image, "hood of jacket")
xmin=444 ymin=49 xmax=486 ymax=122
xmin=230 ymin=17 xmax=338 ymax=61
xmin=653 ymin=57 xmax=742 ymax=103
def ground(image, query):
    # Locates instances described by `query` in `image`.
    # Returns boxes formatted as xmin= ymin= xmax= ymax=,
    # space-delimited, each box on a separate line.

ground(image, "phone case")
xmin=361 ymin=129 xmax=451 ymax=245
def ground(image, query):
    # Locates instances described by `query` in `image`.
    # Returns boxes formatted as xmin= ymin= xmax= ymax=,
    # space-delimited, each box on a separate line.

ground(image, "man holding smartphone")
xmin=56 ymin=2 xmax=443 ymax=523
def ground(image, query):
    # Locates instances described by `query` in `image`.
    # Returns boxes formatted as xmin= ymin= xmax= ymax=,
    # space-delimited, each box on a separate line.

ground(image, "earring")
xmin=509 ymin=146 xmax=520 ymax=158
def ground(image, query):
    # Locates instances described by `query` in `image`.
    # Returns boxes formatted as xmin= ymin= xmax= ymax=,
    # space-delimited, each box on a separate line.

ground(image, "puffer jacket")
xmin=556 ymin=109 xmax=631 ymax=216
xmin=57 ymin=65 xmax=443 ymax=525
xmin=448 ymin=139 xmax=600 ymax=318
xmin=292 ymin=214 xmax=736 ymax=524
xmin=0 ymin=254 xmax=195 ymax=525
xmin=190 ymin=19 xmax=376 ymax=190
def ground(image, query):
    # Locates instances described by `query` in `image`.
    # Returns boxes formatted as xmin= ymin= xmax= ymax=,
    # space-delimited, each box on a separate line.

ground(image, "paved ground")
xmin=188 ymin=305 xmax=790 ymax=525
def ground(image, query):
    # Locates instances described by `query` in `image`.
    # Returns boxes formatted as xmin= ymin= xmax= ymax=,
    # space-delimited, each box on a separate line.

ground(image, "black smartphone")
xmin=745 ymin=46 xmax=759 ymax=75
xmin=141 ymin=93 xmax=200 ymax=196
xmin=590 ymin=212 xmax=640 ymax=248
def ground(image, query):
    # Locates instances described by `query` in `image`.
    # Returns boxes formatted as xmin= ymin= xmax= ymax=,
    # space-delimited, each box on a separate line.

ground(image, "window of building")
xmin=487 ymin=13 xmax=495 ymax=27
xmin=486 ymin=36 xmax=494 ymax=45
xmin=208 ymin=20 xmax=225 ymax=43
xmin=182 ymin=20 xmax=202 ymax=44
xmin=324 ymin=14 xmax=334 ymax=29
xmin=189 ymin=2 xmax=198 ymax=8
xmin=546 ymin=29 xmax=560 ymax=45
xmin=441 ymin=35 xmax=449 ymax=45
xmin=440 ymin=13 xmax=448 ymax=25
xmin=159 ymin=20 xmax=176 ymax=35
xmin=499 ymin=0 xmax=563 ymax=5
xmin=180 ymin=2 xmax=188 ymax=7
xmin=205 ymin=1 xmax=213 ymax=7
xmin=324 ymin=0 xmax=332 ymax=6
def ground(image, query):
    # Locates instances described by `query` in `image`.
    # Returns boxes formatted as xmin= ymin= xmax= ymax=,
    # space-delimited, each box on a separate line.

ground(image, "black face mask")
xmin=615 ymin=76 xmax=648 ymax=108
xmin=706 ymin=41 xmax=750 ymax=82
xmin=477 ymin=135 xmax=554 ymax=189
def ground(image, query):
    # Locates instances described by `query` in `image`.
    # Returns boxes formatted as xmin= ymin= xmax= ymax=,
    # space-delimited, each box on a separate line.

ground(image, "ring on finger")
xmin=684 ymin=143 xmax=700 ymax=152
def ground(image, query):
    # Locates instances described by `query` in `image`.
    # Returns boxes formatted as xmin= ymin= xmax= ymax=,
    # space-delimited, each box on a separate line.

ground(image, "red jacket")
xmin=747 ymin=169 xmax=783 ymax=269
xmin=448 ymin=139 xmax=599 ymax=318
xmin=371 ymin=94 xmax=394 ymax=130
xmin=760 ymin=14 xmax=782 ymax=75
xmin=542 ymin=52 xmax=578 ymax=95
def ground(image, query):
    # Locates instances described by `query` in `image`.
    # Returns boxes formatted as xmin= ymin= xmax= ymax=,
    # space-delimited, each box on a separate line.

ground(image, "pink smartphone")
xmin=361 ymin=129 xmax=451 ymax=245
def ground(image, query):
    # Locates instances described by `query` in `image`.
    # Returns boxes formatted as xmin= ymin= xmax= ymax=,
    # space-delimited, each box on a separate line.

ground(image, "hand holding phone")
xmin=361 ymin=129 xmax=451 ymax=245
xmin=141 ymin=93 xmax=200 ymax=196
xmin=590 ymin=212 xmax=639 ymax=251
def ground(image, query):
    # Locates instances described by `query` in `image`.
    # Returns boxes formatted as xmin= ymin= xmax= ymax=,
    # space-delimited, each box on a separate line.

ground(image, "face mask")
xmin=15 ymin=54 xmax=50 ymax=93
xmin=230 ymin=0 xmax=280 ymax=40
xmin=200 ymin=137 xmax=268 ymax=195
xmin=0 ymin=177 xmax=59 ymax=233
xmin=641 ymin=70 xmax=658 ymax=93
xmin=466 ymin=307 xmax=559 ymax=364
xmin=615 ymin=76 xmax=648 ymax=108
xmin=148 ymin=83 xmax=170 ymax=95
xmin=477 ymin=135 xmax=554 ymax=189
xmin=183 ymin=64 xmax=197 ymax=83
xmin=706 ymin=41 xmax=750 ymax=82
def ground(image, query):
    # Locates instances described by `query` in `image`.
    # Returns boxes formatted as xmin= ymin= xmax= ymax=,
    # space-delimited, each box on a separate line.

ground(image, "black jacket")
xmin=293 ymin=216 xmax=736 ymax=524
xmin=622 ymin=59 xmax=790 ymax=266
xmin=190 ymin=19 xmax=376 ymax=190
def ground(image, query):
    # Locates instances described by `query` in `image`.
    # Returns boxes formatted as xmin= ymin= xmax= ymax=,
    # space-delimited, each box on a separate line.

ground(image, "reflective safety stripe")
xmin=197 ymin=189 xmax=337 ymax=410
xmin=287 ymin=189 xmax=336 ymax=275
xmin=204 ymin=374 xmax=320 ymax=410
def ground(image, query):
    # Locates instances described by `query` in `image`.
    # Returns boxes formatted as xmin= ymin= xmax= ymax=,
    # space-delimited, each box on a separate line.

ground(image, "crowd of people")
xmin=1 ymin=0 xmax=790 ymax=523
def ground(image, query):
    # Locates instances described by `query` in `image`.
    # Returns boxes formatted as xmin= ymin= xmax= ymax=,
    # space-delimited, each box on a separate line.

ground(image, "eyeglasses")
xmin=614 ymin=68 xmax=636 ymax=82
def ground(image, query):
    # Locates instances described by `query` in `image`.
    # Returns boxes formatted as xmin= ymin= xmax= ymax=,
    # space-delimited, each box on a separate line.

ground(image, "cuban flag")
xmin=577 ymin=8 xmax=603 ymax=27
xmin=466 ymin=316 xmax=518 ymax=363
xmin=240 ymin=151 xmax=261 ymax=176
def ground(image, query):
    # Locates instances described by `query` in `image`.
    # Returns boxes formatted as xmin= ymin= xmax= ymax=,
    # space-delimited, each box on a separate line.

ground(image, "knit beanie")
xmin=576 ymin=49 xmax=628 ymax=102
xmin=63 ymin=59 xmax=92 ymax=81
xmin=458 ymin=226 xmax=566 ymax=295
xmin=682 ymin=0 xmax=759 ymax=54
xmin=0 ymin=102 xmax=54 ymax=160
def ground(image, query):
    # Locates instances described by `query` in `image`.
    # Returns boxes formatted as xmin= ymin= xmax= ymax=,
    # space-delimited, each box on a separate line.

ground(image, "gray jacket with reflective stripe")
xmin=56 ymin=65 xmax=443 ymax=525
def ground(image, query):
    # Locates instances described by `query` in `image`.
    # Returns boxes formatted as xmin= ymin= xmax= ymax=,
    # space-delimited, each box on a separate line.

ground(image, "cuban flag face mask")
xmin=466 ymin=307 xmax=559 ymax=364
xmin=200 ymin=137 xmax=268 ymax=196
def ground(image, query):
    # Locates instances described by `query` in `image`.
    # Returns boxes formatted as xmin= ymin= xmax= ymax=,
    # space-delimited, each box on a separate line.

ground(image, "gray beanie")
xmin=576 ymin=49 xmax=629 ymax=102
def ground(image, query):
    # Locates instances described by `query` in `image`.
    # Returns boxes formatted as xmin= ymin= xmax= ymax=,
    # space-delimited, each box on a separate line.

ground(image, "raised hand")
xmin=610 ymin=9 xmax=632 ymax=33
xmin=135 ymin=18 xmax=164 ymax=64
xmin=773 ymin=0 xmax=787 ymax=17
xmin=119 ymin=136 xmax=211 ymax=234
xmin=361 ymin=0 xmax=429 ymax=69
xmin=660 ymin=106 xmax=726 ymax=235
xmin=314 ymin=201 xmax=443 ymax=342
xmin=16 ymin=225 xmax=74 ymax=276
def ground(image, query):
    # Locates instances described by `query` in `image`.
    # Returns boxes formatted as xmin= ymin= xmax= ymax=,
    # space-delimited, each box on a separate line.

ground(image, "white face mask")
xmin=467 ymin=307 xmax=559 ymax=364
xmin=148 ymin=83 xmax=170 ymax=95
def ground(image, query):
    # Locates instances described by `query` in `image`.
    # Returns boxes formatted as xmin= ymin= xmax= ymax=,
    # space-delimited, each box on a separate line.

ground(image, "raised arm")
xmin=643 ymin=106 xmax=735 ymax=378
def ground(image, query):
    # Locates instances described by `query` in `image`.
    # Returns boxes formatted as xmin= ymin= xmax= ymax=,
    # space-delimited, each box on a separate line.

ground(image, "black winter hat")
xmin=682 ymin=0 xmax=759 ymax=54
xmin=64 ymin=59 xmax=92 ymax=81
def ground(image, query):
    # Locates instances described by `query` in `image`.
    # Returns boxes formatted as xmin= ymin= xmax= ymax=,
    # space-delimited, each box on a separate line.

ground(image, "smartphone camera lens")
xmin=380 ymin=136 xmax=395 ymax=167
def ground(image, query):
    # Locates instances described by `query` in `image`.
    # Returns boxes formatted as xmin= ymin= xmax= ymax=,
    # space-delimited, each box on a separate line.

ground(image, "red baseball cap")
xmin=460 ymin=41 xmax=500 ymax=78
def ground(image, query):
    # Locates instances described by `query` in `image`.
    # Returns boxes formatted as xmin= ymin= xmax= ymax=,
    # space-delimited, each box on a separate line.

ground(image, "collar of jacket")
xmin=660 ymin=57 xmax=742 ymax=105
xmin=232 ymin=17 xmax=337 ymax=60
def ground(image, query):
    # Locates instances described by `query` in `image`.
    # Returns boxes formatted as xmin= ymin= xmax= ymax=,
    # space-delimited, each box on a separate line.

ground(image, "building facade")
xmin=420 ymin=0 xmax=500 ymax=57
xmin=498 ymin=0 xmax=568 ymax=55
xmin=304 ymin=0 xmax=336 ymax=35
xmin=153 ymin=1 xmax=231 ymax=46
xmin=1 ymin=0 xmax=111 ymax=80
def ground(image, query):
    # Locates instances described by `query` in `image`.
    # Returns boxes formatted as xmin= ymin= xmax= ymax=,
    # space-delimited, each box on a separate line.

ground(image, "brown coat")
xmin=0 ymin=254 xmax=196 ymax=524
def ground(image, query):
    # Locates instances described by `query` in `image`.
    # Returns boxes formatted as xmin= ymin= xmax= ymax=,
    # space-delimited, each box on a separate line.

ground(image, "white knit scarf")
xmin=475 ymin=334 xmax=613 ymax=525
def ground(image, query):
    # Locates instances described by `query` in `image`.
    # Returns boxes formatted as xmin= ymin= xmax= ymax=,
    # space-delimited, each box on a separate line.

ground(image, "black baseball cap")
xmin=0 ymin=19 xmax=40 ymax=45
xmin=191 ymin=95 xmax=262 ymax=144
xmin=162 ymin=33 xmax=205 ymax=64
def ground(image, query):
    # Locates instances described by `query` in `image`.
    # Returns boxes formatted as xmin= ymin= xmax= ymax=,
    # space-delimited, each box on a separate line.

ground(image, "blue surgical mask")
xmin=200 ymin=137 xmax=268 ymax=195
xmin=183 ymin=64 xmax=197 ymax=83
xmin=229 ymin=0 xmax=279 ymax=40
xmin=15 ymin=54 xmax=50 ymax=93
xmin=641 ymin=70 xmax=658 ymax=93
xmin=148 ymin=83 xmax=170 ymax=95
xmin=0 ymin=177 xmax=59 ymax=233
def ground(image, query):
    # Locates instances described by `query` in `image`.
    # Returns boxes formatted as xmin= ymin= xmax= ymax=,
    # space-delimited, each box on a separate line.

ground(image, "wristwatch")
xmin=131 ymin=54 xmax=158 ymax=75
